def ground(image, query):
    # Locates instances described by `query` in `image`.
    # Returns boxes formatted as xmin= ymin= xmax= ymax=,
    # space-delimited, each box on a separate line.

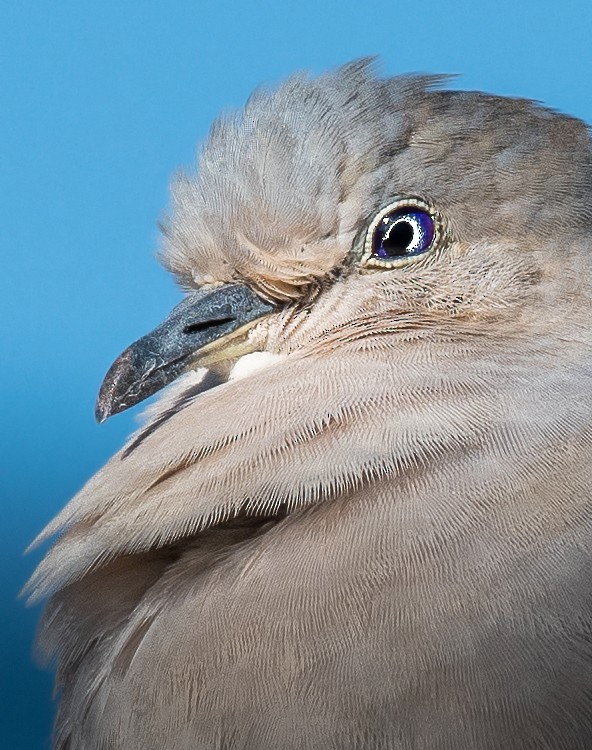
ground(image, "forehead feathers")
xmin=162 ymin=60 xmax=440 ymax=299
xmin=162 ymin=60 xmax=592 ymax=301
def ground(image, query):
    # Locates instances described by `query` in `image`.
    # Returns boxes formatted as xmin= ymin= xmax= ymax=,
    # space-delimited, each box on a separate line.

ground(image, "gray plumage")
xmin=27 ymin=59 xmax=592 ymax=749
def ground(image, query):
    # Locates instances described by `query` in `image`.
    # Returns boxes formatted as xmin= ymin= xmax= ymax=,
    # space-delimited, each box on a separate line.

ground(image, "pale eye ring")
xmin=361 ymin=197 xmax=445 ymax=269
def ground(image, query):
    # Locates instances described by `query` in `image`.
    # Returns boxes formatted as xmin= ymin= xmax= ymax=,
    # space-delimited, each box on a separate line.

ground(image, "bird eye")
xmin=361 ymin=198 xmax=443 ymax=269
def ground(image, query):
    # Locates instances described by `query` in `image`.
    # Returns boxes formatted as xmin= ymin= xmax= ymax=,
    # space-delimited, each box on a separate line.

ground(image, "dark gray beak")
xmin=95 ymin=283 xmax=277 ymax=422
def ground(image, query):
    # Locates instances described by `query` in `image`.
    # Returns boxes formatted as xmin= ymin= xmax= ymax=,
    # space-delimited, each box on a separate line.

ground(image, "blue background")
xmin=2 ymin=1 xmax=592 ymax=746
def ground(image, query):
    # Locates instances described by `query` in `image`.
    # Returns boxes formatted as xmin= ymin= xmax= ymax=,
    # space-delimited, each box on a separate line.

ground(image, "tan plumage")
xmin=27 ymin=60 xmax=592 ymax=748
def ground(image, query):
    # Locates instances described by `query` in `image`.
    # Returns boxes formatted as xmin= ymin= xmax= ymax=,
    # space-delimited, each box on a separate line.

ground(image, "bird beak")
xmin=95 ymin=283 xmax=278 ymax=422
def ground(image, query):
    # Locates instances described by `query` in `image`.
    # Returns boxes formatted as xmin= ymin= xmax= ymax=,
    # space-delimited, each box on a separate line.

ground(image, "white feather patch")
xmin=229 ymin=352 xmax=286 ymax=381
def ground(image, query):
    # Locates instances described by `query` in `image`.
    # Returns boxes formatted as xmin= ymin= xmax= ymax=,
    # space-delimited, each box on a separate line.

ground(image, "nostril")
xmin=183 ymin=316 xmax=235 ymax=335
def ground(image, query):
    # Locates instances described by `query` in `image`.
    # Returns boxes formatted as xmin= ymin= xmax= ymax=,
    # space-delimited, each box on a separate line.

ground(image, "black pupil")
xmin=382 ymin=221 xmax=414 ymax=256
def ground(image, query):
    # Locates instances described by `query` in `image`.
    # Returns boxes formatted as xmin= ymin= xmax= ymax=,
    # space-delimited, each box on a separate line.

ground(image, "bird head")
xmin=96 ymin=59 xmax=592 ymax=424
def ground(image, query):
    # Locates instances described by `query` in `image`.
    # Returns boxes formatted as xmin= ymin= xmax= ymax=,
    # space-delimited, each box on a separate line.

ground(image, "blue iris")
xmin=372 ymin=208 xmax=435 ymax=260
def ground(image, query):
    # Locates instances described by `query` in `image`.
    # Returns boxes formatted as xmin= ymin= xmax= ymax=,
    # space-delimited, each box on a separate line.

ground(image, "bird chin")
xmin=152 ymin=333 xmax=283 ymax=417
xmin=134 ymin=351 xmax=284 ymax=437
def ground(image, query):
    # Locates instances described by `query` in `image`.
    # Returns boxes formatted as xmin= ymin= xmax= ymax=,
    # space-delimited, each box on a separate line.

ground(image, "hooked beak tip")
xmin=94 ymin=347 xmax=136 ymax=423
xmin=95 ymin=402 xmax=109 ymax=424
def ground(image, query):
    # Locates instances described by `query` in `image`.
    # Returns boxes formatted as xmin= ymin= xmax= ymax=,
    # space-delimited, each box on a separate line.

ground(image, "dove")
xmin=26 ymin=60 xmax=592 ymax=749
